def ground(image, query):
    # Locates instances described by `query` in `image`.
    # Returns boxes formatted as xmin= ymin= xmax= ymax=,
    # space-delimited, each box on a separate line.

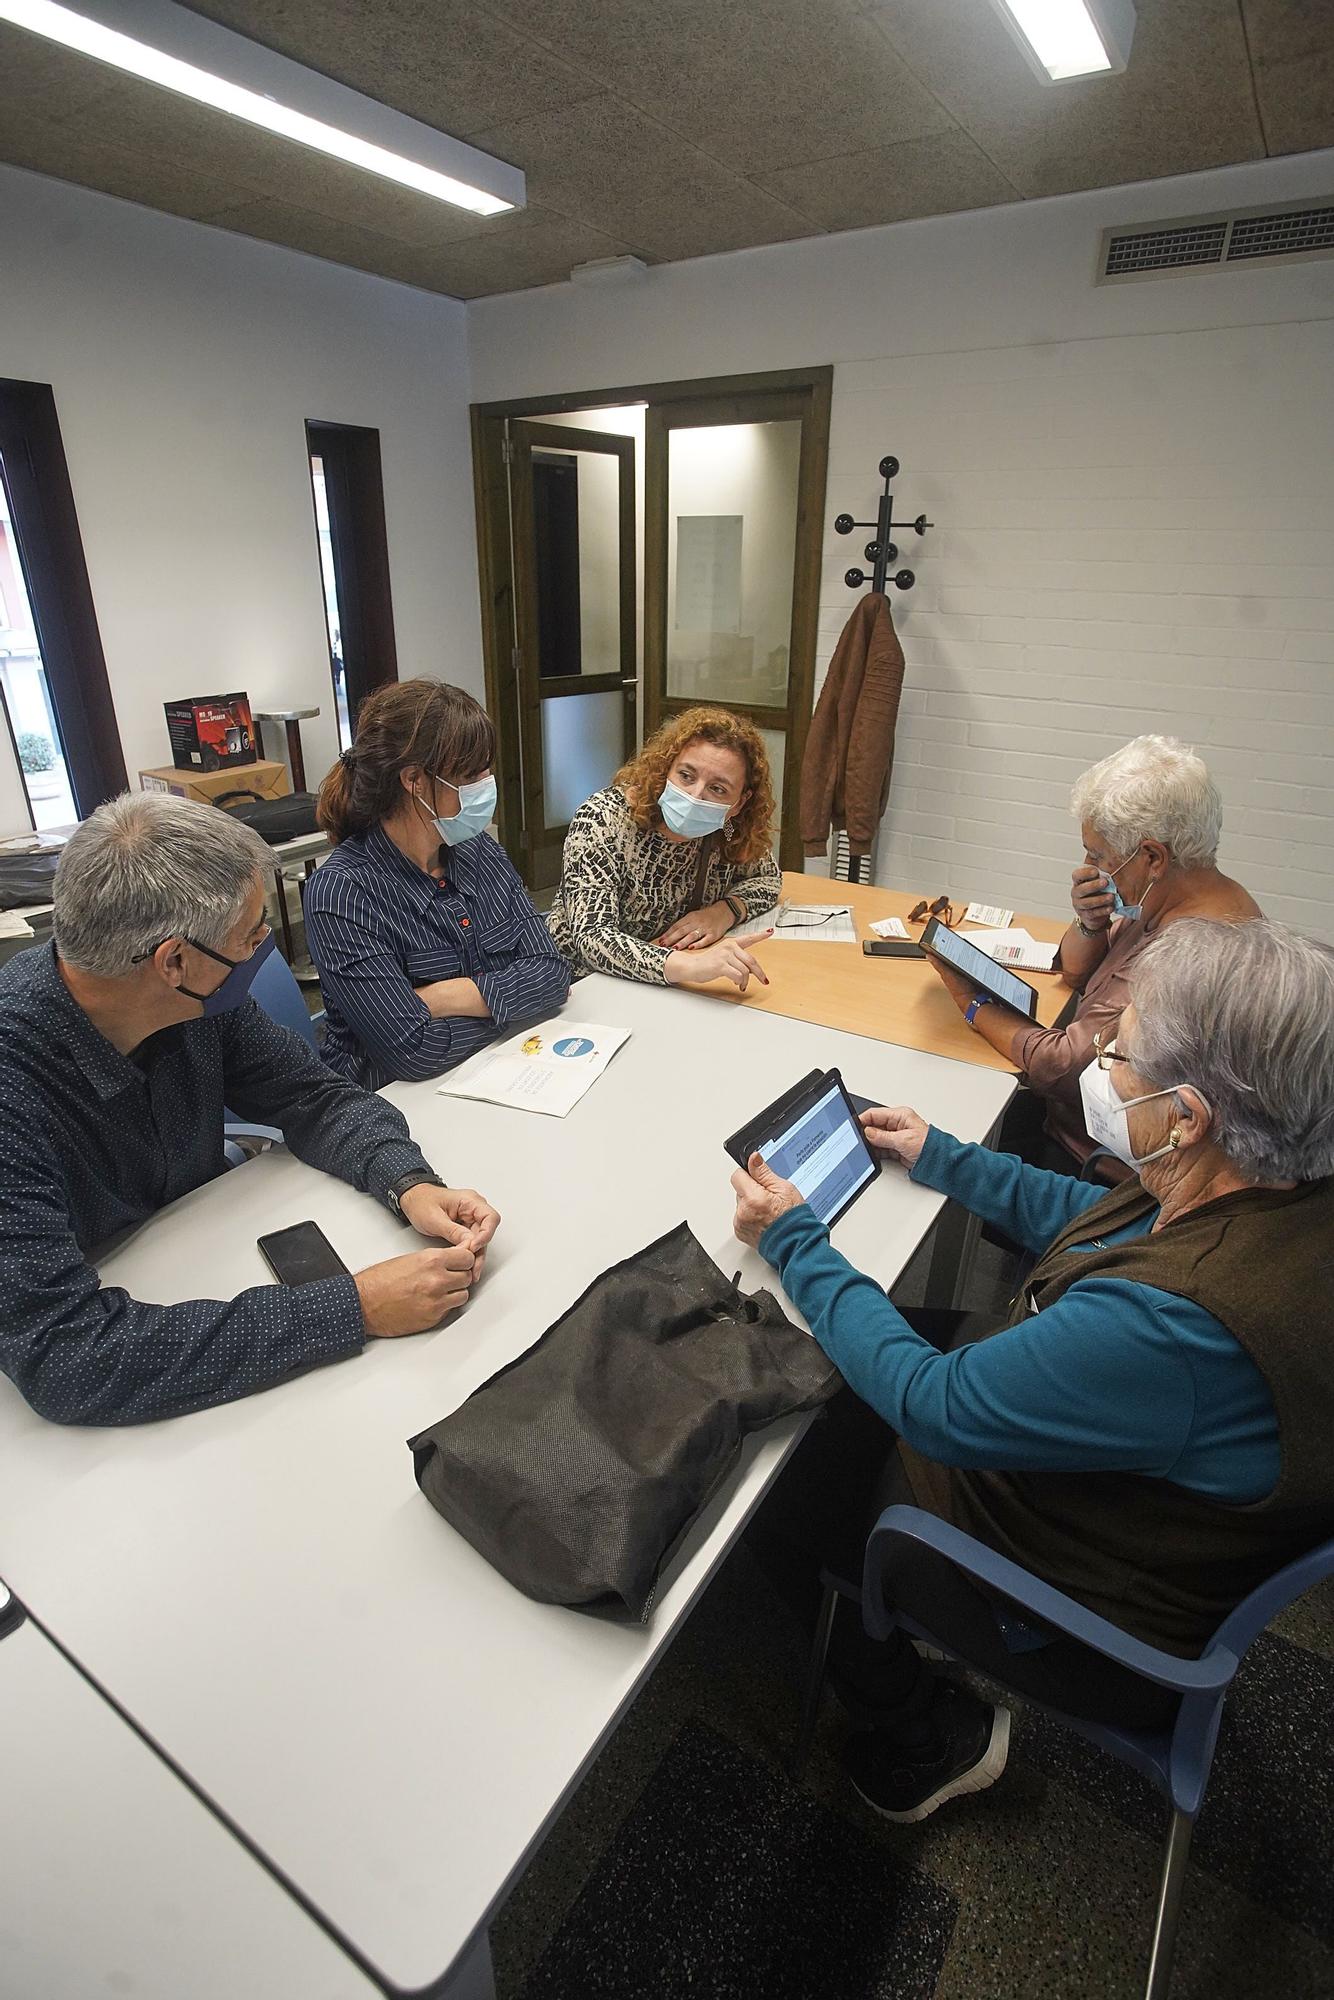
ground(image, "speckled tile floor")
xmin=483 ymin=1236 xmax=1334 ymax=2000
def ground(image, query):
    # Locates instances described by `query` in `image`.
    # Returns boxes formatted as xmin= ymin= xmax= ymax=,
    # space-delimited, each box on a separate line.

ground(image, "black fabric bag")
xmin=213 ymin=790 xmax=320 ymax=845
xmin=408 ymin=1222 xmax=842 ymax=1621
xmin=0 ymin=853 xmax=60 ymax=909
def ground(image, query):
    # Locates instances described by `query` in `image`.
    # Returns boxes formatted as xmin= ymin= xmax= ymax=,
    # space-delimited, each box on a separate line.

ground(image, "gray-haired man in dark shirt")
xmin=0 ymin=792 xmax=499 ymax=1425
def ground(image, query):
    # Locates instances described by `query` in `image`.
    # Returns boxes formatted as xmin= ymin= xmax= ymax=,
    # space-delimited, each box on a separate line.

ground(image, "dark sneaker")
xmin=843 ymin=1683 xmax=1010 ymax=1824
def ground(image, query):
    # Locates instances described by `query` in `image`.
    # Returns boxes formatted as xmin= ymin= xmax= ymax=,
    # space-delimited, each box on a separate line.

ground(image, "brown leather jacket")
xmin=799 ymin=592 xmax=906 ymax=858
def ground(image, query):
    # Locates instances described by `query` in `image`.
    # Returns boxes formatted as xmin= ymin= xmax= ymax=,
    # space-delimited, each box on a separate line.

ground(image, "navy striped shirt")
xmin=306 ymin=826 xmax=572 ymax=1089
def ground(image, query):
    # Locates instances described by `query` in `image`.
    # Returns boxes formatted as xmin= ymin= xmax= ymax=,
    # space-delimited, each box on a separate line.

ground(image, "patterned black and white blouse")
xmin=546 ymin=786 xmax=783 ymax=983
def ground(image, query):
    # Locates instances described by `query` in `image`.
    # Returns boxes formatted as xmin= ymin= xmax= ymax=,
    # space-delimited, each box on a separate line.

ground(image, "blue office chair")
xmin=223 ymin=947 xmax=325 ymax=1165
xmin=795 ymin=1508 xmax=1334 ymax=2000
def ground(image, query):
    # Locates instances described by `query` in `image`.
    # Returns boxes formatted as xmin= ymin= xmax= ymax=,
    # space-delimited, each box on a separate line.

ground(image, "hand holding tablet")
xmin=726 ymin=1068 xmax=880 ymax=1234
xmin=918 ymin=914 xmax=1040 ymax=1019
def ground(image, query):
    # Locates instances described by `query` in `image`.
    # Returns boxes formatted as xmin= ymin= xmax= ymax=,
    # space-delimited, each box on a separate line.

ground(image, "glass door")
xmin=509 ymin=419 xmax=637 ymax=888
xmin=644 ymin=389 xmax=822 ymax=871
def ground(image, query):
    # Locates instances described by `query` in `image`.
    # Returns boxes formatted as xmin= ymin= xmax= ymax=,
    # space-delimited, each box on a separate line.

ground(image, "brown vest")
xmin=899 ymin=1174 xmax=1334 ymax=1655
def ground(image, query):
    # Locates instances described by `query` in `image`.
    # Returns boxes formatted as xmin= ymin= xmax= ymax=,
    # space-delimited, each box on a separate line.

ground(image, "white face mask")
xmin=1079 ymin=1058 xmax=1192 ymax=1169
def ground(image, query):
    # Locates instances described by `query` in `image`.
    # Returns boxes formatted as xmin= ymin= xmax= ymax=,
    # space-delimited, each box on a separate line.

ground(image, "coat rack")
xmin=834 ymin=455 xmax=933 ymax=593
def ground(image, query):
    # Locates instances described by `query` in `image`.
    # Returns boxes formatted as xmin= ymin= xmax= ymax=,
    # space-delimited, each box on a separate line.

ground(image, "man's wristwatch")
xmin=386 ymin=1170 xmax=447 ymax=1216
xmin=965 ymin=992 xmax=993 ymax=1028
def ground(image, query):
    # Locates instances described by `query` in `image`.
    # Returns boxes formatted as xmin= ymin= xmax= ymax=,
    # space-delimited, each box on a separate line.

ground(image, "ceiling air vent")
xmin=1226 ymin=205 xmax=1334 ymax=262
xmin=1098 ymin=197 xmax=1334 ymax=283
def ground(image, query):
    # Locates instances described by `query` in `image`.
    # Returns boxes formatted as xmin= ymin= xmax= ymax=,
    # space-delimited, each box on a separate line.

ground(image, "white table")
xmin=0 ymin=974 xmax=1014 ymax=1996
xmin=0 ymin=1588 xmax=376 ymax=1999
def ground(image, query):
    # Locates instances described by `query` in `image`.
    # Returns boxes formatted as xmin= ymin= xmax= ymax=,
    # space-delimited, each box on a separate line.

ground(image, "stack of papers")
xmin=962 ymin=928 xmax=1058 ymax=972
xmin=0 ymin=912 xmax=34 ymax=939
xmin=437 ymin=1020 xmax=630 ymax=1118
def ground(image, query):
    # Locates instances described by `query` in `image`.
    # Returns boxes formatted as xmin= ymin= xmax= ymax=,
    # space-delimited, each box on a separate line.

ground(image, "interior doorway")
xmin=507 ymin=417 xmax=637 ymax=888
xmin=471 ymin=367 xmax=831 ymax=888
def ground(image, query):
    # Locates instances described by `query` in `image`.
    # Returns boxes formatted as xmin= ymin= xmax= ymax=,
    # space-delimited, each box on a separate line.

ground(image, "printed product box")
xmin=164 ymin=693 xmax=257 ymax=770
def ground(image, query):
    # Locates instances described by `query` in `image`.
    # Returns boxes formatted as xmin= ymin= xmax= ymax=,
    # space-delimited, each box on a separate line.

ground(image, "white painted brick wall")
xmin=819 ymin=320 xmax=1334 ymax=942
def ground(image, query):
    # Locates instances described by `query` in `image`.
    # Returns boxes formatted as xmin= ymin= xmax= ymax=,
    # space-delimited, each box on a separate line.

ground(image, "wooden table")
xmin=690 ymin=873 xmax=1071 ymax=1072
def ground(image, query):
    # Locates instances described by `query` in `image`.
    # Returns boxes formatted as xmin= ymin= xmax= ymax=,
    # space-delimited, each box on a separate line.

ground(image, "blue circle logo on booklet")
xmin=553 ymin=1036 xmax=595 ymax=1059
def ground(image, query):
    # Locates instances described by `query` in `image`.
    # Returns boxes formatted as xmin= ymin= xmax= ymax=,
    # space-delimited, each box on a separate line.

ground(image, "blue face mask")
xmin=420 ymin=774 xmax=497 ymax=848
xmin=180 ymin=928 xmax=275 ymax=1016
xmin=659 ymin=778 xmax=731 ymax=841
xmin=1102 ymin=849 xmax=1148 ymax=924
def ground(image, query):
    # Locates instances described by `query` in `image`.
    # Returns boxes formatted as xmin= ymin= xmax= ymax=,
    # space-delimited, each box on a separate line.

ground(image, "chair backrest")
xmin=248 ymin=946 xmax=318 ymax=1050
xmin=1129 ymin=1532 xmax=1334 ymax=1819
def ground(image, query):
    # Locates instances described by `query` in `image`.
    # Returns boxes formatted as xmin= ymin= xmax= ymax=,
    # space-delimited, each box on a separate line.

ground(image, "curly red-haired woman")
xmin=546 ymin=707 xmax=782 ymax=991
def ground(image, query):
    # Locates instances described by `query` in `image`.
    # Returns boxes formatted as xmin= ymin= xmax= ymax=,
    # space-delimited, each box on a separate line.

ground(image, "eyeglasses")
xmin=908 ymin=895 xmax=956 ymax=927
xmin=1093 ymin=1031 xmax=1132 ymax=1071
xmin=774 ymin=905 xmax=849 ymax=932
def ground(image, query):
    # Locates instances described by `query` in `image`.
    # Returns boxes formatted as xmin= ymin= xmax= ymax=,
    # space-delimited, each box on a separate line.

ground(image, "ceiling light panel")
xmin=985 ymin=0 xmax=1135 ymax=83
xmin=0 ymin=0 xmax=525 ymax=215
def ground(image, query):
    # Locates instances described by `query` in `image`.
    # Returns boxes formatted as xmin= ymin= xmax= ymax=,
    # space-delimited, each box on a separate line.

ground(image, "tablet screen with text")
xmin=757 ymin=1078 xmax=878 ymax=1229
xmin=919 ymin=917 xmax=1039 ymax=1019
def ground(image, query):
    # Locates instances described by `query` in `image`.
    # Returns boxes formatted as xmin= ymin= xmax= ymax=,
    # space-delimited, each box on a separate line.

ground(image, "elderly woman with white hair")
xmin=732 ymin=918 xmax=1334 ymax=1826
xmin=927 ymin=734 xmax=1260 ymax=1173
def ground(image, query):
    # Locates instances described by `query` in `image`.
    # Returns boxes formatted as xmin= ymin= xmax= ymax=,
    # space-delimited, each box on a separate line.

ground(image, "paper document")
xmin=734 ymin=901 xmax=856 ymax=943
xmin=437 ymin=1020 xmax=630 ymax=1118
xmin=963 ymin=928 xmax=1058 ymax=972
xmin=0 ymin=911 xmax=34 ymax=939
xmin=963 ymin=902 xmax=1014 ymax=929
xmin=869 ymin=916 xmax=910 ymax=940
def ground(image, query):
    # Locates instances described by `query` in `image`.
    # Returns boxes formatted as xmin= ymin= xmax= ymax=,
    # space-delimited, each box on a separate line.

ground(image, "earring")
xmin=1169 ymin=1127 xmax=1181 ymax=1148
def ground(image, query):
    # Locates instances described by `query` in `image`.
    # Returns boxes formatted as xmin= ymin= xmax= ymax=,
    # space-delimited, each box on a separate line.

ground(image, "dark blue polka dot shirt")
xmin=0 ymin=943 xmax=433 ymax=1426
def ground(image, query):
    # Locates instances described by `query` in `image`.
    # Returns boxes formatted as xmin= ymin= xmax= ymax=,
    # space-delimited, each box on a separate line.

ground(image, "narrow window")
xmin=305 ymin=422 xmax=397 ymax=750
xmin=0 ymin=380 xmax=127 ymax=830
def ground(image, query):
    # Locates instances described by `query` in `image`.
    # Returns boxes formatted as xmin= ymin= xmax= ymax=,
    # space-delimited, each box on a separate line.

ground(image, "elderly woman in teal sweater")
xmin=731 ymin=917 xmax=1334 ymax=1830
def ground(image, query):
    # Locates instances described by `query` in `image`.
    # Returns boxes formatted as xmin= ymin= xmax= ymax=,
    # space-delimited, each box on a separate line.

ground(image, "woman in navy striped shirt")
xmin=306 ymin=681 xmax=571 ymax=1087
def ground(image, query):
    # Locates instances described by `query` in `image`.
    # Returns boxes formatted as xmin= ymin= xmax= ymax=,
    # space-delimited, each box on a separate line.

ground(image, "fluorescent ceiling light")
xmin=986 ymin=0 xmax=1135 ymax=82
xmin=0 ymin=0 xmax=525 ymax=216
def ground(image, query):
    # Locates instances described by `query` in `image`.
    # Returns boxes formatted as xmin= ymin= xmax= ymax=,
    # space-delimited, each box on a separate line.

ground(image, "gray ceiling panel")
xmin=0 ymin=0 xmax=1330 ymax=298
xmin=187 ymin=0 xmax=603 ymax=137
xmin=463 ymin=93 xmax=818 ymax=261
xmin=478 ymin=0 xmax=953 ymax=174
xmin=868 ymin=0 xmax=1266 ymax=197
xmin=1242 ymin=0 xmax=1334 ymax=157
xmin=757 ymin=129 xmax=1018 ymax=231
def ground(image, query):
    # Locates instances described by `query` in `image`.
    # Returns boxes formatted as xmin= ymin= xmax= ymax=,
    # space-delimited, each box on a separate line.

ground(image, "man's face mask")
xmin=178 ymin=929 xmax=276 ymax=1016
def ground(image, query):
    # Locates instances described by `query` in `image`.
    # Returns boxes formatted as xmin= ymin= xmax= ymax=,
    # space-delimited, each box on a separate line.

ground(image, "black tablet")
xmin=725 ymin=1068 xmax=880 ymax=1229
xmin=919 ymin=915 xmax=1039 ymax=1020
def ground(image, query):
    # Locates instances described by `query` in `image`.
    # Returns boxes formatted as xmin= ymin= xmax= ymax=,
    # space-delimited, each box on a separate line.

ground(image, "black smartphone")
xmin=258 ymin=1221 xmax=349 ymax=1287
xmin=862 ymin=939 xmax=924 ymax=958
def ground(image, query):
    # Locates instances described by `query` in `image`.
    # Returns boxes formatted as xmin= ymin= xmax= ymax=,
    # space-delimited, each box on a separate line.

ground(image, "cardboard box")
xmin=139 ymin=760 xmax=291 ymax=806
xmin=164 ymin=693 xmax=257 ymax=770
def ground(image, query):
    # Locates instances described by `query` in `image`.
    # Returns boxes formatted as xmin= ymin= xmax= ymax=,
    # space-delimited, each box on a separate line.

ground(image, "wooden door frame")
xmin=508 ymin=419 xmax=636 ymax=888
xmin=469 ymin=365 xmax=832 ymax=875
